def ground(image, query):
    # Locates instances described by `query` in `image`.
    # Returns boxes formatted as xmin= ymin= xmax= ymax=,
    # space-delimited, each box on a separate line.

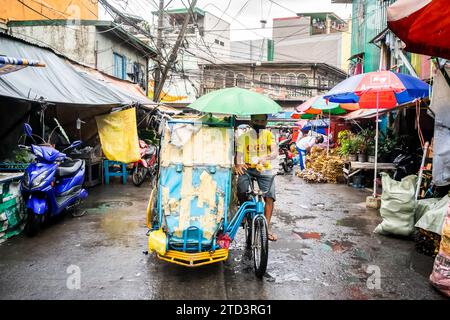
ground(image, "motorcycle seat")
xmin=57 ymin=159 xmax=84 ymax=177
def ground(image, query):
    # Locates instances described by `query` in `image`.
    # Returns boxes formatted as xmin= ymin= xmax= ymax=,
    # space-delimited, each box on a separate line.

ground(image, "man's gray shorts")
xmin=237 ymin=168 xmax=276 ymax=201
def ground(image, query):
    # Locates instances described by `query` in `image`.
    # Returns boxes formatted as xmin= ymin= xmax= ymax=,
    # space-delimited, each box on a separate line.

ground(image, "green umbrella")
xmin=300 ymin=113 xmax=316 ymax=119
xmin=324 ymin=106 xmax=347 ymax=115
xmin=188 ymin=87 xmax=282 ymax=116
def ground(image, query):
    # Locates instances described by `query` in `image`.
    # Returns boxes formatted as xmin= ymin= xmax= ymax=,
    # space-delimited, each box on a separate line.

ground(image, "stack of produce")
xmin=414 ymin=228 xmax=441 ymax=257
xmin=298 ymin=147 xmax=344 ymax=183
xmin=323 ymin=157 xmax=344 ymax=183
xmin=309 ymin=147 xmax=326 ymax=172
xmin=296 ymin=169 xmax=327 ymax=183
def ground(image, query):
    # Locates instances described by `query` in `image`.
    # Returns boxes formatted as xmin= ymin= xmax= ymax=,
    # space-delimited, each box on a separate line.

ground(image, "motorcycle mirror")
xmin=24 ymin=123 xmax=33 ymax=137
xmin=63 ymin=140 xmax=82 ymax=153
xmin=70 ymin=140 xmax=82 ymax=149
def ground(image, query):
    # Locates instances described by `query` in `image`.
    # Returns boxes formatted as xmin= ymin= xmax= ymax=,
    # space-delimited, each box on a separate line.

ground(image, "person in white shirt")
xmin=296 ymin=134 xmax=324 ymax=170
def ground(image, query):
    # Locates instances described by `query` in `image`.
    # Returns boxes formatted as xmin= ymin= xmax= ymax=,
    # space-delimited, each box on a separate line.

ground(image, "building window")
xmin=214 ymin=39 xmax=225 ymax=46
xmin=297 ymin=73 xmax=309 ymax=95
xmin=131 ymin=62 xmax=145 ymax=90
xmin=271 ymin=73 xmax=280 ymax=93
xmin=317 ymin=76 xmax=327 ymax=89
xmin=236 ymin=73 xmax=246 ymax=88
xmin=225 ymin=71 xmax=235 ymax=88
xmin=286 ymin=73 xmax=297 ymax=97
xmin=113 ymin=53 xmax=126 ymax=80
xmin=214 ymin=73 xmax=224 ymax=89
xmin=260 ymin=73 xmax=270 ymax=89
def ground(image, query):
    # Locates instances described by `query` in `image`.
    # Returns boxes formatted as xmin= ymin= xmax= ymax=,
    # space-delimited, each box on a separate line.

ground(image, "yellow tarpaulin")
xmin=95 ymin=108 xmax=140 ymax=163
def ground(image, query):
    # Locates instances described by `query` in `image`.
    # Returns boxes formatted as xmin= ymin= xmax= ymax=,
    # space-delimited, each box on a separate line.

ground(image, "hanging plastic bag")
xmin=429 ymin=201 xmax=450 ymax=297
xmin=217 ymin=233 xmax=231 ymax=249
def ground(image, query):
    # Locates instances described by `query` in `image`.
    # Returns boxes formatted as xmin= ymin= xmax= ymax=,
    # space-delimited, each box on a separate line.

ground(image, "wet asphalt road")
xmin=0 ymin=174 xmax=446 ymax=300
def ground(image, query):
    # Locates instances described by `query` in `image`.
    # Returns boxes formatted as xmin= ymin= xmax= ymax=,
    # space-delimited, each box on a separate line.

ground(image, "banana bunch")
xmin=415 ymin=228 xmax=441 ymax=257
xmin=298 ymin=147 xmax=344 ymax=183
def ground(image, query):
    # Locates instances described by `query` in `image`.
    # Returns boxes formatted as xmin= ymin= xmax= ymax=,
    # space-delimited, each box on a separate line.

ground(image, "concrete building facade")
xmin=7 ymin=20 xmax=157 ymax=92
xmin=273 ymin=13 xmax=351 ymax=72
xmin=229 ymin=38 xmax=273 ymax=63
xmin=200 ymin=61 xmax=347 ymax=110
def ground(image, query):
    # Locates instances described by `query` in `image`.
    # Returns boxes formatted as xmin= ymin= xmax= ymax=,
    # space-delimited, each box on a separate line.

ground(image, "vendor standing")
xmin=235 ymin=114 xmax=278 ymax=241
xmin=296 ymin=134 xmax=324 ymax=171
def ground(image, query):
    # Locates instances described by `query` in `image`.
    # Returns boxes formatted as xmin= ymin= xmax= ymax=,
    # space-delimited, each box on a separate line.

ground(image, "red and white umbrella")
xmin=325 ymin=70 xmax=430 ymax=198
xmin=387 ymin=0 xmax=450 ymax=59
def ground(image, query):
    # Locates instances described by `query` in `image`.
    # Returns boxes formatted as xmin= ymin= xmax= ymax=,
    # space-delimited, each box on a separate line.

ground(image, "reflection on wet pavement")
xmin=0 ymin=176 xmax=446 ymax=300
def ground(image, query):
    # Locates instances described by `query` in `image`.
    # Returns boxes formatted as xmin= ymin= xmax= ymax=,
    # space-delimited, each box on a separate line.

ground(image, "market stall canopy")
xmin=325 ymin=70 xmax=430 ymax=198
xmin=296 ymin=95 xmax=348 ymax=115
xmin=0 ymin=56 xmax=45 ymax=76
xmin=188 ymin=87 xmax=282 ymax=116
xmin=341 ymin=109 xmax=387 ymax=120
xmin=301 ymin=119 xmax=330 ymax=131
xmin=297 ymin=95 xmax=339 ymax=111
xmin=324 ymin=71 xmax=430 ymax=108
xmin=387 ymin=0 xmax=450 ymax=60
xmin=291 ymin=112 xmax=316 ymax=120
xmin=0 ymin=34 xmax=152 ymax=107
xmin=269 ymin=111 xmax=294 ymax=119
xmin=340 ymin=103 xmax=360 ymax=111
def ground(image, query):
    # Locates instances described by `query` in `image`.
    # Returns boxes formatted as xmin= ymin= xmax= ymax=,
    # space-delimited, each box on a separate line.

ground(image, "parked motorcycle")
xmin=393 ymin=147 xmax=421 ymax=181
xmin=132 ymin=139 xmax=158 ymax=187
xmin=19 ymin=123 xmax=88 ymax=236
xmin=278 ymin=130 xmax=296 ymax=174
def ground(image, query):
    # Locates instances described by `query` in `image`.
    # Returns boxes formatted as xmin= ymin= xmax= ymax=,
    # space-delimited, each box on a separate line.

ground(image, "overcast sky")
xmin=103 ymin=0 xmax=353 ymax=40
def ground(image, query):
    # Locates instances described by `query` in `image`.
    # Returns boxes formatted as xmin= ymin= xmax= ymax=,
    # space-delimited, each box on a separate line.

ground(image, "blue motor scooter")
xmin=19 ymin=123 xmax=88 ymax=236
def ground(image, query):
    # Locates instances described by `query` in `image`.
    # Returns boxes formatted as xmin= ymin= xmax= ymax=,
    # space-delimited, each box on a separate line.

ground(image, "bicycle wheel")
xmin=252 ymin=215 xmax=268 ymax=278
xmin=132 ymin=163 xmax=147 ymax=186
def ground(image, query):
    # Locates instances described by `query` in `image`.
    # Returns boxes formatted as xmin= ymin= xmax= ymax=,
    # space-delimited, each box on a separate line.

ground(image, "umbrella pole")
xmin=327 ymin=110 xmax=330 ymax=156
xmin=373 ymin=92 xmax=379 ymax=198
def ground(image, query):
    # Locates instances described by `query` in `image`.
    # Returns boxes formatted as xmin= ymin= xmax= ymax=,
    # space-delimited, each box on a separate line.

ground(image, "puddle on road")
xmin=322 ymin=240 xmax=355 ymax=253
xmin=95 ymin=201 xmax=134 ymax=209
xmin=350 ymin=248 xmax=370 ymax=262
xmin=348 ymin=285 xmax=369 ymax=300
xmin=87 ymin=201 xmax=134 ymax=214
xmin=297 ymin=216 xmax=316 ymax=220
xmin=293 ymin=231 xmax=322 ymax=240
xmin=336 ymin=216 xmax=372 ymax=230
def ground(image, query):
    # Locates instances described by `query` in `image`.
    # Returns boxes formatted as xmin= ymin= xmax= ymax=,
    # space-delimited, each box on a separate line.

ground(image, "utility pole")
xmin=154 ymin=0 xmax=198 ymax=102
xmin=153 ymin=0 xmax=164 ymax=102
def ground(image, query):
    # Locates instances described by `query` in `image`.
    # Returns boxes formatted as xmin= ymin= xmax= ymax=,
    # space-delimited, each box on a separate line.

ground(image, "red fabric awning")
xmin=387 ymin=0 xmax=450 ymax=59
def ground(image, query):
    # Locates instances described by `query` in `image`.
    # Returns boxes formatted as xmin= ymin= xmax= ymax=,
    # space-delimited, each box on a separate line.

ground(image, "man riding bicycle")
xmin=235 ymin=114 xmax=278 ymax=241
